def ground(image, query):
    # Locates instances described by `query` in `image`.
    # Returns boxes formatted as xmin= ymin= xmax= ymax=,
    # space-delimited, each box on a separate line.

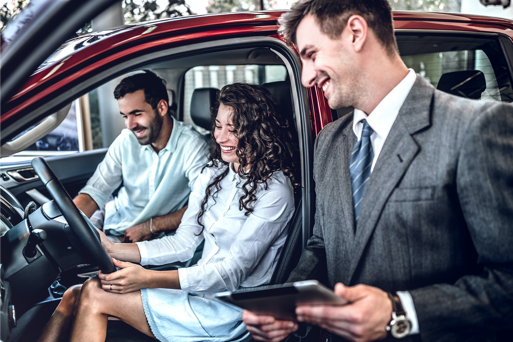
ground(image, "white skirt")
xmin=141 ymin=288 xmax=248 ymax=342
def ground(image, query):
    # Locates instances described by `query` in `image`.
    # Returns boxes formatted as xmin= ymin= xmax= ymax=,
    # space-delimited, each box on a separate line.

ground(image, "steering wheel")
xmin=32 ymin=157 xmax=116 ymax=274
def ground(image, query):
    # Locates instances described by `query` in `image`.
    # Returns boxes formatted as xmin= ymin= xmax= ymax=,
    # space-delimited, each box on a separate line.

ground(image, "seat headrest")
xmin=437 ymin=70 xmax=486 ymax=100
xmin=191 ymin=88 xmax=218 ymax=131
xmin=262 ymin=81 xmax=294 ymax=123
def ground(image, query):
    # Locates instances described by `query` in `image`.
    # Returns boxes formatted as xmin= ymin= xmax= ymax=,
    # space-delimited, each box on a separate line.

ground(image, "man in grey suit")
xmin=243 ymin=0 xmax=513 ymax=341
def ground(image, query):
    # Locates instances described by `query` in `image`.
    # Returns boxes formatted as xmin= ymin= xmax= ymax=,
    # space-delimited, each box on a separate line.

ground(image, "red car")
xmin=1 ymin=7 xmax=513 ymax=342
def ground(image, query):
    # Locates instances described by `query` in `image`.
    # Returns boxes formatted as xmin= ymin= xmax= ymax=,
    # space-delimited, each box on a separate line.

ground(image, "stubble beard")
xmin=134 ymin=109 xmax=163 ymax=146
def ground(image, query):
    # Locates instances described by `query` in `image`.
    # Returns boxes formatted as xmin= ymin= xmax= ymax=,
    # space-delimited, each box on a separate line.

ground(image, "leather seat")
xmin=262 ymin=81 xmax=295 ymax=125
xmin=437 ymin=70 xmax=486 ymax=99
xmin=190 ymin=87 xmax=218 ymax=131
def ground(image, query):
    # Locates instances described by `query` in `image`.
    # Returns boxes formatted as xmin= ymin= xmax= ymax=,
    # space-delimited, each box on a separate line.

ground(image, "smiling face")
xmin=297 ymin=14 xmax=360 ymax=110
xmin=214 ymin=103 xmax=240 ymax=169
xmin=118 ymin=90 xmax=163 ymax=146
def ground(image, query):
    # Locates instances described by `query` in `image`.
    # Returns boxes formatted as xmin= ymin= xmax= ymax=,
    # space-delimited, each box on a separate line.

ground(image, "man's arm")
xmin=124 ymin=205 xmax=188 ymax=243
xmin=73 ymin=193 xmax=100 ymax=218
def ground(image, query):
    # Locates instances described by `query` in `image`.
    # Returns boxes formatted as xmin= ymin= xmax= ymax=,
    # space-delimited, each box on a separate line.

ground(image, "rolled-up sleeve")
xmin=79 ymin=134 xmax=124 ymax=209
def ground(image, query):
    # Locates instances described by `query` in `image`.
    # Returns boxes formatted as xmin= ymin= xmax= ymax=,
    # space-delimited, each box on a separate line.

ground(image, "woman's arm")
xmin=98 ymin=229 xmax=141 ymax=263
xmin=98 ymin=258 xmax=181 ymax=293
xmin=180 ymin=174 xmax=295 ymax=293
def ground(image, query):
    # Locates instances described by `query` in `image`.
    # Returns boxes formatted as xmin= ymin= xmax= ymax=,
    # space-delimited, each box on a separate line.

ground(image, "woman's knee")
xmin=56 ymin=285 xmax=82 ymax=315
xmin=76 ymin=277 xmax=104 ymax=312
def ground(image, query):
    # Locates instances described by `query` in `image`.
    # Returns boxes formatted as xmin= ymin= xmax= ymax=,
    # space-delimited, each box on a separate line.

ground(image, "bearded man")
xmin=74 ymin=71 xmax=208 ymax=243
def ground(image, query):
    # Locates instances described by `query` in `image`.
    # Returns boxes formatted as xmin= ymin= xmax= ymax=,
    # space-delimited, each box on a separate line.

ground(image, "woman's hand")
xmin=98 ymin=258 xmax=148 ymax=293
xmin=96 ymin=228 xmax=114 ymax=255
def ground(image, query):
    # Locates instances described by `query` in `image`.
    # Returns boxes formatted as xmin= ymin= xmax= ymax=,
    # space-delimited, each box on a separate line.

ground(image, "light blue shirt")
xmin=80 ymin=117 xmax=208 ymax=236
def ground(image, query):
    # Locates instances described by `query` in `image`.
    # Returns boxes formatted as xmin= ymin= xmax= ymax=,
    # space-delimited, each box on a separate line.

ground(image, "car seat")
xmin=190 ymin=87 xmax=218 ymax=132
xmin=437 ymin=70 xmax=486 ymax=99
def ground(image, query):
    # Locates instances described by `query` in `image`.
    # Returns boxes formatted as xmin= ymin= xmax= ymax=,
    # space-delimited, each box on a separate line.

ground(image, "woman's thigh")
xmin=81 ymin=277 xmax=154 ymax=338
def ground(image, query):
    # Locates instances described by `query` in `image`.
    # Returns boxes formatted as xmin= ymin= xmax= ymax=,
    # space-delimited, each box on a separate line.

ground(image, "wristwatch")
xmin=386 ymin=292 xmax=412 ymax=339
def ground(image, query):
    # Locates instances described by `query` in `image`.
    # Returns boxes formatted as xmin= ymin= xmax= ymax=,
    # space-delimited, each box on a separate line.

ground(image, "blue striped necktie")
xmin=350 ymin=119 xmax=374 ymax=224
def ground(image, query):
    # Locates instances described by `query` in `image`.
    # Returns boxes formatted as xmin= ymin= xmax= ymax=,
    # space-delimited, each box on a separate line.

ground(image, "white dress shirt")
xmin=352 ymin=69 xmax=420 ymax=334
xmin=136 ymin=163 xmax=295 ymax=295
xmin=80 ymin=117 xmax=208 ymax=236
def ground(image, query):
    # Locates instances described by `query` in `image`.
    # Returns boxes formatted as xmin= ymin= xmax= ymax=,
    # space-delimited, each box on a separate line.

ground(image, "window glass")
xmin=88 ymin=88 xmax=103 ymax=149
xmin=183 ymin=64 xmax=288 ymax=130
xmin=23 ymin=102 xmax=80 ymax=152
xmin=398 ymin=34 xmax=513 ymax=102
xmin=333 ymin=34 xmax=512 ymax=121
xmin=16 ymin=88 xmax=104 ymax=157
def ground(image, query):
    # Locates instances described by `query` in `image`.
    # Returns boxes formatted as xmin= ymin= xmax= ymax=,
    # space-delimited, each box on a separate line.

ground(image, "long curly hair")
xmin=196 ymin=83 xmax=297 ymax=232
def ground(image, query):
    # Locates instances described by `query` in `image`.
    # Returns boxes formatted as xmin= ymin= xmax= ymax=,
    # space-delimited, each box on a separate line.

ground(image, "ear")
xmin=346 ymin=15 xmax=367 ymax=53
xmin=156 ymin=99 xmax=169 ymax=117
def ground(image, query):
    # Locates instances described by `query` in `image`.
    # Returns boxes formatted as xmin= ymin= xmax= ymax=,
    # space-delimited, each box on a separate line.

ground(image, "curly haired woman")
xmin=38 ymin=83 xmax=297 ymax=342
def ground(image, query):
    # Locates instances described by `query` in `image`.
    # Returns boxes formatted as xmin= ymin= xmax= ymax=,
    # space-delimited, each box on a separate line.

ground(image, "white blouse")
xmin=136 ymin=163 xmax=295 ymax=294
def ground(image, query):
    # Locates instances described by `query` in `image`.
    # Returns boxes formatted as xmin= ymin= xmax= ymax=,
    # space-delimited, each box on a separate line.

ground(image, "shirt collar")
xmin=227 ymin=163 xmax=239 ymax=181
xmin=352 ymin=69 xmax=416 ymax=140
xmin=143 ymin=116 xmax=179 ymax=154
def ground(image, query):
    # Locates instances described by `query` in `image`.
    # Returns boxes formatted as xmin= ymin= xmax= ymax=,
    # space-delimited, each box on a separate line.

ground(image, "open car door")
xmin=0 ymin=0 xmax=118 ymax=114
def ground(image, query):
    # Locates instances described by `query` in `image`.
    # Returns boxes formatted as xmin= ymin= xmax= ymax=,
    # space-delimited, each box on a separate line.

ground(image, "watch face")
xmin=391 ymin=316 xmax=412 ymax=339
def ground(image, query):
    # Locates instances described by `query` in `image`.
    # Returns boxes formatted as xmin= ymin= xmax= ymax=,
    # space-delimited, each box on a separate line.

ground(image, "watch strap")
xmin=387 ymin=292 xmax=406 ymax=316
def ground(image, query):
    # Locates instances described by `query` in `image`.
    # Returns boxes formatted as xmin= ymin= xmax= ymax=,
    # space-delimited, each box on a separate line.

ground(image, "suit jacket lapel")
xmin=344 ymin=76 xmax=434 ymax=285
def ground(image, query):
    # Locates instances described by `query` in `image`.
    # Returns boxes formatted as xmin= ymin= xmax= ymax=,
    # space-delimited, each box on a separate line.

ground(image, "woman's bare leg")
xmin=38 ymin=285 xmax=82 ymax=342
xmin=70 ymin=277 xmax=154 ymax=342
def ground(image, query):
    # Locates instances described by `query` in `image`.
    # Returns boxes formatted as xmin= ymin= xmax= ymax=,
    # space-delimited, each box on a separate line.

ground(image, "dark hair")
xmin=279 ymin=0 xmax=397 ymax=56
xmin=113 ymin=70 xmax=169 ymax=109
xmin=196 ymin=83 xmax=297 ymax=231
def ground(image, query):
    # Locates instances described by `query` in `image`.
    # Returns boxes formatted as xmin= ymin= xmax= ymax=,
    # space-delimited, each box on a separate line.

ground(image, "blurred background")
xmin=2 ymin=0 xmax=513 ymax=35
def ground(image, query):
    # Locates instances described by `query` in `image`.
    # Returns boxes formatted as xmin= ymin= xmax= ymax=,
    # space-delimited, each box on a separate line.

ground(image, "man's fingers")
xmin=334 ymin=283 xmax=367 ymax=303
xmin=242 ymin=310 xmax=276 ymax=325
xmin=296 ymin=305 xmax=350 ymax=321
xmin=246 ymin=323 xmax=296 ymax=341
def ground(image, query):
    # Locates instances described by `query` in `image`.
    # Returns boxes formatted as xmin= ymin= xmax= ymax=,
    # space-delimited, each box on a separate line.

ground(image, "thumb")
xmin=334 ymin=283 xmax=364 ymax=303
xmin=112 ymin=258 xmax=132 ymax=268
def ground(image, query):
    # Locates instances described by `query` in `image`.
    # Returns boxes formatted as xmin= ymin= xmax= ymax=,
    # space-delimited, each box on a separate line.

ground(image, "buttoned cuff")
xmin=79 ymin=186 xmax=107 ymax=210
xmin=178 ymin=267 xmax=190 ymax=291
xmin=397 ymin=291 xmax=419 ymax=334
xmin=135 ymin=241 xmax=150 ymax=265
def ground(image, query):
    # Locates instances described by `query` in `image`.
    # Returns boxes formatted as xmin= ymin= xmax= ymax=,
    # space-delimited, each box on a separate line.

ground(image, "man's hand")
xmin=98 ymin=258 xmax=148 ymax=293
xmin=242 ymin=310 xmax=298 ymax=342
xmin=296 ymin=283 xmax=392 ymax=342
xmin=124 ymin=220 xmax=151 ymax=243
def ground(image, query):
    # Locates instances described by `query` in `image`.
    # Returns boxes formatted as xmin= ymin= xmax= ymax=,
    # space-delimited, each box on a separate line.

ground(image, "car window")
xmin=183 ymin=65 xmax=288 ymax=131
xmin=398 ymin=33 xmax=513 ymax=102
xmin=332 ymin=33 xmax=513 ymax=121
xmin=21 ymin=102 xmax=80 ymax=153
xmin=17 ymin=91 xmax=103 ymax=156
xmin=6 ymin=91 xmax=102 ymax=165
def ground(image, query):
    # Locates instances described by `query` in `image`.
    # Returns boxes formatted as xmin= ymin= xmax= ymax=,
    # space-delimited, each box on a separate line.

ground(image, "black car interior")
xmin=1 ymin=44 xmax=308 ymax=342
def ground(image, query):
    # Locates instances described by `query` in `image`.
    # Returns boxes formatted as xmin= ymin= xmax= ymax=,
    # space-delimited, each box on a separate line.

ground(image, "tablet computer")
xmin=215 ymin=280 xmax=347 ymax=320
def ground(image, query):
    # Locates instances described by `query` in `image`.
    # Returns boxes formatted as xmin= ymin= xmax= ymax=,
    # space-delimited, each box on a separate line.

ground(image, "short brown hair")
xmin=279 ymin=0 xmax=397 ymax=56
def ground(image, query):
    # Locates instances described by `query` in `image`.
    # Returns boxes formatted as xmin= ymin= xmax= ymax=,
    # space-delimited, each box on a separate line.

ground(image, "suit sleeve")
xmin=410 ymin=103 xmax=513 ymax=337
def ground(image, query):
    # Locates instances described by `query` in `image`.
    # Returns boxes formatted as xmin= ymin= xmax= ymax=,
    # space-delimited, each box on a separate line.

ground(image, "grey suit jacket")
xmin=288 ymin=76 xmax=513 ymax=341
